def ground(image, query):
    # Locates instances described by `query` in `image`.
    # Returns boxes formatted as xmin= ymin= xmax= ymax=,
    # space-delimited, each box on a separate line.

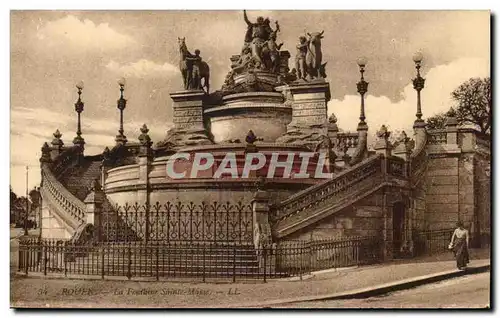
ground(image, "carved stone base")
xmin=275 ymin=80 xmax=331 ymax=147
xmin=157 ymin=90 xmax=213 ymax=149
xmin=158 ymin=127 xmax=213 ymax=149
xmin=275 ymin=124 xmax=329 ymax=148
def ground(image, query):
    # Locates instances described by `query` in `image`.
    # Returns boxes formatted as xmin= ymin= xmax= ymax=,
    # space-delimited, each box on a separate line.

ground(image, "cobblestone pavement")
xmin=10 ymin=248 xmax=490 ymax=308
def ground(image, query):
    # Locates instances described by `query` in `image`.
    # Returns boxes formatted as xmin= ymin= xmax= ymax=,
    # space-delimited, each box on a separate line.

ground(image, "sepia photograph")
xmin=9 ymin=9 xmax=491 ymax=309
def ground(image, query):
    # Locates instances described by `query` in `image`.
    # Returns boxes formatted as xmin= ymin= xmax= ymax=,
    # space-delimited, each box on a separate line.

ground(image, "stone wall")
xmin=412 ymin=181 xmax=427 ymax=232
xmin=459 ymin=153 xmax=475 ymax=228
xmin=474 ymin=154 xmax=491 ymax=246
xmin=425 ymin=156 xmax=461 ymax=230
xmin=424 ymin=139 xmax=487 ymax=234
xmin=282 ymin=190 xmax=386 ymax=241
xmin=40 ymin=198 xmax=72 ymax=239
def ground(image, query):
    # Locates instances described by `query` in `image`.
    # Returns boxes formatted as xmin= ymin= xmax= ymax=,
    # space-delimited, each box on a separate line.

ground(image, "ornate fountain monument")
xmin=29 ymin=11 xmax=490 ymax=282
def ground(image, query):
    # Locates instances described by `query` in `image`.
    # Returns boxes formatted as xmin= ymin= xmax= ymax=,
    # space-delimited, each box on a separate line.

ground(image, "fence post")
xmin=101 ymin=244 xmax=105 ymax=279
xmin=64 ymin=244 xmax=68 ymax=277
xmin=308 ymin=242 xmax=313 ymax=273
xmin=18 ymin=240 xmax=22 ymax=272
xmin=127 ymin=242 xmax=132 ymax=280
xmin=356 ymin=239 xmax=360 ymax=265
xmin=156 ymin=242 xmax=159 ymax=281
xmin=24 ymin=239 xmax=29 ymax=275
xmin=202 ymin=245 xmax=206 ymax=283
xmin=299 ymin=243 xmax=303 ymax=280
xmin=43 ymin=241 xmax=47 ymax=276
xmin=232 ymin=246 xmax=236 ymax=283
xmin=263 ymin=246 xmax=267 ymax=283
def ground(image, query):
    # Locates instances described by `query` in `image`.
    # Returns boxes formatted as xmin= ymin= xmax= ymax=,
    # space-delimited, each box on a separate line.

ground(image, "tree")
xmin=426 ymin=112 xmax=447 ymax=130
xmin=10 ymin=186 xmax=17 ymax=203
xmin=29 ymin=187 xmax=41 ymax=213
xmin=425 ymin=77 xmax=491 ymax=134
xmin=452 ymin=77 xmax=491 ymax=134
xmin=28 ymin=187 xmax=41 ymax=228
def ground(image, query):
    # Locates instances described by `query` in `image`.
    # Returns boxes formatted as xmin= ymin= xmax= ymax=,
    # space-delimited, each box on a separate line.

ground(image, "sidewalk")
xmin=11 ymin=249 xmax=490 ymax=308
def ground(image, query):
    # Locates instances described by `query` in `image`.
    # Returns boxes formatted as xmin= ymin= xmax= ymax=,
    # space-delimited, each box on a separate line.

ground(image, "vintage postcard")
xmin=10 ymin=10 xmax=491 ymax=309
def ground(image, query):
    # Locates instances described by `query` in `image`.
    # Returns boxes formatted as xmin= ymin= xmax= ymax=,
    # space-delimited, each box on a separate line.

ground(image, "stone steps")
xmin=58 ymin=159 xmax=102 ymax=201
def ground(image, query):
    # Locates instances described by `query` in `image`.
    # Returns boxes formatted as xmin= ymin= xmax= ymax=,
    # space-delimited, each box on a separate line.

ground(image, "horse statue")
xmin=305 ymin=31 xmax=327 ymax=80
xmin=178 ymin=37 xmax=210 ymax=93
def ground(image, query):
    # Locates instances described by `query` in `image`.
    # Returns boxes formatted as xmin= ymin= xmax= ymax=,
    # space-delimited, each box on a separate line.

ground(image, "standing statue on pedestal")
xmin=243 ymin=10 xmax=275 ymax=70
xmin=178 ymin=37 xmax=210 ymax=93
xmin=295 ymin=36 xmax=308 ymax=80
xmin=266 ymin=23 xmax=283 ymax=73
xmin=304 ymin=31 xmax=327 ymax=80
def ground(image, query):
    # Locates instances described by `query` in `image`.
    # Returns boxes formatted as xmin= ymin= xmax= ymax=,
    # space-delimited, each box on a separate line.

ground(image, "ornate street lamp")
xmin=73 ymin=81 xmax=85 ymax=147
xmin=356 ymin=57 xmax=369 ymax=130
xmin=412 ymin=51 xmax=426 ymax=126
xmin=115 ymin=77 xmax=128 ymax=145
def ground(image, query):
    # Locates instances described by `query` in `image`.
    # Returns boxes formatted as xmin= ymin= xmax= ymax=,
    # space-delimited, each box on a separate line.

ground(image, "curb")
xmin=237 ymin=263 xmax=490 ymax=308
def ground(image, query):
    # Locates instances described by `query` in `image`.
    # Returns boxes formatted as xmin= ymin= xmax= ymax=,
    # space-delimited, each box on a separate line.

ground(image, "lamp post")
xmin=73 ymin=81 xmax=86 ymax=147
xmin=356 ymin=57 xmax=369 ymax=130
xmin=115 ymin=77 xmax=128 ymax=145
xmin=412 ymin=52 xmax=426 ymax=126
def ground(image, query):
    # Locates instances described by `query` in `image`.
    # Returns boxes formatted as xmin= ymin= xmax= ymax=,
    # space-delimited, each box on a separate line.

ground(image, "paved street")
xmin=275 ymin=272 xmax=490 ymax=308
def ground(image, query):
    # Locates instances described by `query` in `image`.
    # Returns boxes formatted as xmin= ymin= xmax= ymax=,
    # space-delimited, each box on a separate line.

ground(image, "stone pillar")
xmin=163 ymin=90 xmax=212 ymax=147
xmin=382 ymin=190 xmax=393 ymax=261
xmin=40 ymin=142 xmax=52 ymax=164
xmin=374 ymin=125 xmax=392 ymax=158
xmin=327 ymin=113 xmax=339 ymax=141
xmin=276 ymin=81 xmax=331 ymax=145
xmin=445 ymin=108 xmax=458 ymax=145
xmin=138 ymin=124 xmax=153 ymax=241
xmin=349 ymin=122 xmax=369 ymax=166
xmin=101 ymin=147 xmax=112 ymax=189
xmin=405 ymin=196 xmax=415 ymax=257
xmin=251 ymin=188 xmax=275 ymax=273
xmin=412 ymin=123 xmax=427 ymax=155
xmin=393 ymin=131 xmax=412 ymax=160
xmin=84 ymin=180 xmax=105 ymax=240
xmin=50 ymin=129 xmax=64 ymax=160
xmin=393 ymin=131 xmax=412 ymax=177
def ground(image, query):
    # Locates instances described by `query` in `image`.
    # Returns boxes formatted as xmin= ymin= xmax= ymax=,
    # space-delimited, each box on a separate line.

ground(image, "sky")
xmin=9 ymin=10 xmax=490 ymax=195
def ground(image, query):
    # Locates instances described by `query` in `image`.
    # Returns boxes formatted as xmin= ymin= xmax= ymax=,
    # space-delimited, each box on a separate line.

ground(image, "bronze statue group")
xmin=178 ymin=10 xmax=329 ymax=95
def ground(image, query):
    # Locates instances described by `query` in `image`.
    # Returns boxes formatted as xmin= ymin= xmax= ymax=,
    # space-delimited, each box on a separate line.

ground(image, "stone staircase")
xmin=62 ymin=242 xmax=272 ymax=278
xmin=271 ymin=154 xmax=407 ymax=238
xmin=57 ymin=158 xmax=102 ymax=201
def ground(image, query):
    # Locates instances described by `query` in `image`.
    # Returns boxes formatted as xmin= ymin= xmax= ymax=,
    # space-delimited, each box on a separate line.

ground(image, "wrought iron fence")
xmin=276 ymin=237 xmax=382 ymax=274
xmin=100 ymin=201 xmax=253 ymax=244
xmin=18 ymin=236 xmax=382 ymax=282
xmin=413 ymin=228 xmax=455 ymax=256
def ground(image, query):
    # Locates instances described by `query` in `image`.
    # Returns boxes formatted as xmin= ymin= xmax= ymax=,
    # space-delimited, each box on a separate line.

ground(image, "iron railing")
xmin=18 ymin=236 xmax=382 ymax=282
xmin=413 ymin=228 xmax=455 ymax=256
xmin=100 ymin=201 xmax=254 ymax=243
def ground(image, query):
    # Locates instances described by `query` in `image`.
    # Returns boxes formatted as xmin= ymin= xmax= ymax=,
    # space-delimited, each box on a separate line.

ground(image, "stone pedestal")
xmin=374 ymin=126 xmax=392 ymax=158
xmin=84 ymin=181 xmax=105 ymax=241
xmin=158 ymin=90 xmax=212 ymax=148
xmin=171 ymin=90 xmax=206 ymax=130
xmin=443 ymin=113 xmax=461 ymax=152
xmin=276 ymin=80 xmax=331 ymax=145
xmin=251 ymin=190 xmax=275 ymax=273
